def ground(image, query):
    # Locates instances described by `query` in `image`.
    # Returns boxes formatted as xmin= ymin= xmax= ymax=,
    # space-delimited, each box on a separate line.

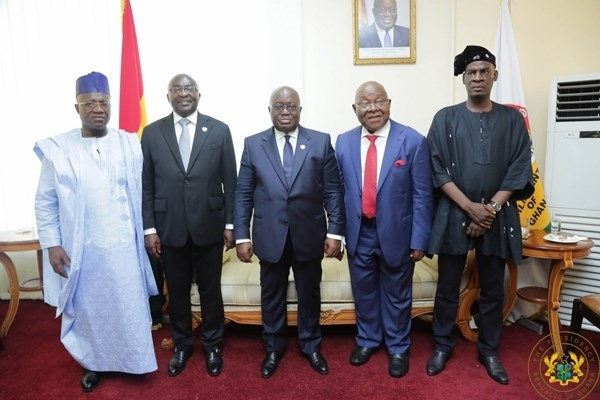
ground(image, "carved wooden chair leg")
xmin=455 ymin=252 xmax=519 ymax=342
xmin=160 ymin=315 xmax=201 ymax=351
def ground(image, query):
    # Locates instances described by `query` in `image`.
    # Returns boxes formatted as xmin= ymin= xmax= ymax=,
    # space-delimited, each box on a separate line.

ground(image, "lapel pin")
xmin=300 ymin=144 xmax=306 ymax=150
xmin=202 ymin=127 xmax=208 ymax=132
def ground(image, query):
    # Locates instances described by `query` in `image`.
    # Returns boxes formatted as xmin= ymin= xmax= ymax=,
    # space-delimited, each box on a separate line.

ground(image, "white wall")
xmin=1 ymin=0 xmax=599 ymax=299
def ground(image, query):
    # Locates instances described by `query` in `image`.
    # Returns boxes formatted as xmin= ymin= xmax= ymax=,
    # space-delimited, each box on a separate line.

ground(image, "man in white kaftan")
xmin=34 ymin=72 xmax=157 ymax=392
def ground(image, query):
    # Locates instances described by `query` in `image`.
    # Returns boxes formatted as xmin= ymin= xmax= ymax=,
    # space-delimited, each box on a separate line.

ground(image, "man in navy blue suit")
xmin=335 ymin=81 xmax=433 ymax=378
xmin=359 ymin=0 xmax=410 ymax=48
xmin=234 ymin=86 xmax=345 ymax=378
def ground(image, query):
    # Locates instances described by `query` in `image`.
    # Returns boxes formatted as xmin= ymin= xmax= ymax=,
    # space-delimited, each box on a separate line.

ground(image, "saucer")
xmin=543 ymin=233 xmax=587 ymax=244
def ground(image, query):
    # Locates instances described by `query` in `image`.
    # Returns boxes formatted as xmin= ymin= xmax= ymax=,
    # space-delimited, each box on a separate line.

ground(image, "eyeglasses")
xmin=271 ymin=103 xmax=299 ymax=113
xmin=374 ymin=7 xmax=397 ymax=15
xmin=169 ymin=85 xmax=198 ymax=94
xmin=355 ymin=99 xmax=390 ymax=111
xmin=78 ymin=101 xmax=110 ymax=111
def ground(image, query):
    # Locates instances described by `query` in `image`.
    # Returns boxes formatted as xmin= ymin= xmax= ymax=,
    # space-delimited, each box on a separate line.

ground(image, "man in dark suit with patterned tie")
xmin=141 ymin=74 xmax=237 ymax=378
xmin=234 ymin=86 xmax=345 ymax=378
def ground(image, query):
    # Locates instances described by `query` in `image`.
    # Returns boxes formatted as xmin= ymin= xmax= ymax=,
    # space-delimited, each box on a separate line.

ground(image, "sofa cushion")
xmin=212 ymin=251 xmax=448 ymax=307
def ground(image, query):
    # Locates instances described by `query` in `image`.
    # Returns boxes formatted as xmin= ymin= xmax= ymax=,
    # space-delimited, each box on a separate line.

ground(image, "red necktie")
xmin=362 ymin=135 xmax=378 ymax=218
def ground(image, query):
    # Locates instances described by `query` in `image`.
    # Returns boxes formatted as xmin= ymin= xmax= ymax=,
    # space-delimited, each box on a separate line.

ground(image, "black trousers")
xmin=161 ymin=237 xmax=224 ymax=352
xmin=259 ymin=234 xmax=322 ymax=354
xmin=148 ymin=254 xmax=165 ymax=325
xmin=431 ymin=251 xmax=506 ymax=356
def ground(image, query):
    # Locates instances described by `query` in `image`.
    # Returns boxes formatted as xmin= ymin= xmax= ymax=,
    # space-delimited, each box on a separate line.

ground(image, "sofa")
xmin=162 ymin=248 xmax=519 ymax=350
xmin=189 ymin=249 xmax=486 ymax=340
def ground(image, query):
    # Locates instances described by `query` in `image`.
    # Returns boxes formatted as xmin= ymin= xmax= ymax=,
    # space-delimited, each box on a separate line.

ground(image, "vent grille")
xmin=555 ymin=79 xmax=600 ymax=122
xmin=556 ymin=211 xmax=600 ymax=333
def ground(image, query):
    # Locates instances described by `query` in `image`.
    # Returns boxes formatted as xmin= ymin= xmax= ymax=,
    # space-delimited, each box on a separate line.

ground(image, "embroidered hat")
xmin=453 ymin=45 xmax=496 ymax=76
xmin=76 ymin=71 xmax=110 ymax=96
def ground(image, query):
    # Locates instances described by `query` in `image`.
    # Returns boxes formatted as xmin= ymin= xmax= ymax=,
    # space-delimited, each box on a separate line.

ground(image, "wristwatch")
xmin=488 ymin=200 xmax=502 ymax=212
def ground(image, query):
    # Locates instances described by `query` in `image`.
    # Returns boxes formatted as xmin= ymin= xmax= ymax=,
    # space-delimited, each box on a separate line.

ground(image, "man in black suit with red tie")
xmin=141 ymin=73 xmax=237 ymax=378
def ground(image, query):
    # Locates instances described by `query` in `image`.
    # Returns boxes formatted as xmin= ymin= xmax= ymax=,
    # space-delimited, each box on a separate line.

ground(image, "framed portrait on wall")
xmin=353 ymin=0 xmax=416 ymax=65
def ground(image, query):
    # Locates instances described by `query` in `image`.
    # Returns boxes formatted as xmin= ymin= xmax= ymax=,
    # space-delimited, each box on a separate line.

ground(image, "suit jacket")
xmin=358 ymin=23 xmax=410 ymax=48
xmin=141 ymin=112 xmax=237 ymax=247
xmin=234 ymin=126 xmax=345 ymax=264
xmin=335 ymin=120 xmax=433 ymax=266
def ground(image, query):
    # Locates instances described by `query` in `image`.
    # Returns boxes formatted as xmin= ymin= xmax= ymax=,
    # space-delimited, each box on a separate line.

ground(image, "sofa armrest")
xmin=222 ymin=248 xmax=233 ymax=264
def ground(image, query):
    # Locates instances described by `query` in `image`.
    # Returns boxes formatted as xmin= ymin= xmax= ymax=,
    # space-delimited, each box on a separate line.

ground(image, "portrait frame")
xmin=353 ymin=0 xmax=416 ymax=65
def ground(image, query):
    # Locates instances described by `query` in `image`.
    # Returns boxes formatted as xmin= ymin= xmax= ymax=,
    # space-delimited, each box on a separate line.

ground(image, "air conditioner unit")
xmin=545 ymin=73 xmax=600 ymax=332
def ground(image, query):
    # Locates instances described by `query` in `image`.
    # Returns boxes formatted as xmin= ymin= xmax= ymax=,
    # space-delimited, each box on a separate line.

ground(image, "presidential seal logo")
xmin=528 ymin=331 xmax=599 ymax=399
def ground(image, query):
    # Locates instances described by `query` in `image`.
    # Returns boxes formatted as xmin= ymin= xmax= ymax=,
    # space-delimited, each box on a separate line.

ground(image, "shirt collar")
xmin=274 ymin=127 xmax=298 ymax=140
xmin=173 ymin=111 xmax=198 ymax=127
xmin=361 ymin=119 xmax=391 ymax=139
xmin=375 ymin=24 xmax=394 ymax=36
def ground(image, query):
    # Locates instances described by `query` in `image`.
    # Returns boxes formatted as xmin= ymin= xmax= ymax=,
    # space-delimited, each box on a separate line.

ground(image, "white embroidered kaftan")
xmin=34 ymin=128 xmax=158 ymax=374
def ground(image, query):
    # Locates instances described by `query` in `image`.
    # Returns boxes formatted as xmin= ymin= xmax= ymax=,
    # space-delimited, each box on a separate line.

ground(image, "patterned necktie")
xmin=178 ymin=118 xmax=191 ymax=169
xmin=283 ymin=135 xmax=294 ymax=185
xmin=362 ymin=135 xmax=378 ymax=218
xmin=384 ymin=31 xmax=392 ymax=47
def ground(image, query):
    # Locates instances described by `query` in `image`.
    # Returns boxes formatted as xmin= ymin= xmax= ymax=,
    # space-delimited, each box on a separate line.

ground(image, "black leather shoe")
xmin=81 ymin=370 xmax=100 ymax=392
xmin=479 ymin=355 xmax=509 ymax=385
xmin=261 ymin=351 xmax=282 ymax=378
xmin=426 ymin=350 xmax=452 ymax=376
xmin=303 ymin=352 xmax=329 ymax=375
xmin=388 ymin=353 xmax=409 ymax=378
xmin=168 ymin=347 xmax=193 ymax=377
xmin=205 ymin=348 xmax=223 ymax=376
xmin=349 ymin=346 xmax=377 ymax=366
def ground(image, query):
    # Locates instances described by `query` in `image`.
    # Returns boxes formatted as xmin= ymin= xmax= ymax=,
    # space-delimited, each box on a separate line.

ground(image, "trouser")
xmin=432 ymin=251 xmax=506 ymax=356
xmin=161 ymin=238 xmax=224 ymax=352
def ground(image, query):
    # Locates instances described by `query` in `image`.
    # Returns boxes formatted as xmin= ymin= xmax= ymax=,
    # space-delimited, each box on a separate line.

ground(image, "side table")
xmin=0 ymin=229 xmax=42 ymax=337
xmin=515 ymin=229 xmax=594 ymax=354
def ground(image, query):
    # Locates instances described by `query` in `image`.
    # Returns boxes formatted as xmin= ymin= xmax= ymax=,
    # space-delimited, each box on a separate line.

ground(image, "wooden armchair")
xmin=570 ymin=295 xmax=600 ymax=333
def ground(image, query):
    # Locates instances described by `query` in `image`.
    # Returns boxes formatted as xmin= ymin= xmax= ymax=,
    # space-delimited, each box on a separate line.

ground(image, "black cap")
xmin=453 ymin=45 xmax=496 ymax=76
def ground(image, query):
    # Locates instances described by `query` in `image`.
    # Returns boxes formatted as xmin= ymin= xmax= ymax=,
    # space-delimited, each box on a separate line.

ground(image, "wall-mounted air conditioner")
xmin=545 ymin=73 xmax=600 ymax=332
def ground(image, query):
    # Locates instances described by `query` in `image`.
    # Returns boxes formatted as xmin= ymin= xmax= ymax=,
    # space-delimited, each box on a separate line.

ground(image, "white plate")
xmin=543 ymin=233 xmax=587 ymax=244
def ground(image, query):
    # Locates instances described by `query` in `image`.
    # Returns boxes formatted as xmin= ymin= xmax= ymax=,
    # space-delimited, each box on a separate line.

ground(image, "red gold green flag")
xmin=119 ymin=0 xmax=147 ymax=137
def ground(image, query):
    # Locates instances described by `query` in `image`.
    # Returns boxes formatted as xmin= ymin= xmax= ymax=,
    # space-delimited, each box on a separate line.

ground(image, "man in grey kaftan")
xmin=34 ymin=72 xmax=157 ymax=392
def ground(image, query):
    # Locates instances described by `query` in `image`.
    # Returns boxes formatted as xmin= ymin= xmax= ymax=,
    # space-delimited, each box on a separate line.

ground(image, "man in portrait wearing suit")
xmin=234 ymin=86 xmax=345 ymax=378
xmin=359 ymin=0 xmax=409 ymax=48
xmin=335 ymin=81 xmax=433 ymax=378
xmin=141 ymin=73 xmax=237 ymax=378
